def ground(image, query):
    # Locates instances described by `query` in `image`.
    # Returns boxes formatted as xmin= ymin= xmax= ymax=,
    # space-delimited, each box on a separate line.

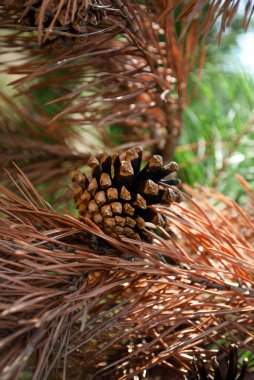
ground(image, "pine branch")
xmin=0 ymin=166 xmax=254 ymax=379
xmin=1 ymin=1 xmax=253 ymax=159
xmin=0 ymin=91 xmax=92 ymax=203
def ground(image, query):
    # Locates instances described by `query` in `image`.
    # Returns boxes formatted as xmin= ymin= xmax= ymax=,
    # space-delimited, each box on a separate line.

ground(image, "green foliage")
xmin=175 ymin=64 xmax=254 ymax=202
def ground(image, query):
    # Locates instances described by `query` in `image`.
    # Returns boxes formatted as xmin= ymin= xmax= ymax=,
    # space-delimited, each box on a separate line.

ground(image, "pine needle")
xmin=0 ymin=166 xmax=253 ymax=379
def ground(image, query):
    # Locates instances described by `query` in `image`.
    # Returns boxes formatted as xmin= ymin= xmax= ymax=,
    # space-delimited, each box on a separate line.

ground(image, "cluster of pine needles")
xmin=0 ymin=167 xmax=254 ymax=379
xmin=1 ymin=1 xmax=254 ymax=380
xmin=1 ymin=0 xmax=253 ymax=160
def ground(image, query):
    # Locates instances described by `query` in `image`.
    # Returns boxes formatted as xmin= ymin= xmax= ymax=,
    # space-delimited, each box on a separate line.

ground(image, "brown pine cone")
xmin=72 ymin=146 xmax=182 ymax=242
xmin=5 ymin=0 xmax=107 ymax=47
xmin=188 ymin=344 xmax=249 ymax=380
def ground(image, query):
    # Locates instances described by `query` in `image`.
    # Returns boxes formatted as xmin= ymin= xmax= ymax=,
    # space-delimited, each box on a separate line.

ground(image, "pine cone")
xmin=188 ymin=344 xmax=249 ymax=380
xmin=72 ymin=146 xmax=182 ymax=242
xmin=5 ymin=0 xmax=107 ymax=48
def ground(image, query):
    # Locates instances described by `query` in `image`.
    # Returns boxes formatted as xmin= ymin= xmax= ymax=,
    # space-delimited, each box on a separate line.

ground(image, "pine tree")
xmin=0 ymin=1 xmax=254 ymax=379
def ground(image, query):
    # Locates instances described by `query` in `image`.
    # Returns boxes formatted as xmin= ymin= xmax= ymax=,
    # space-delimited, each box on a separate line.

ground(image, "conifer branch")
xmin=0 ymin=167 xmax=253 ymax=379
xmin=2 ymin=1 xmax=252 ymax=159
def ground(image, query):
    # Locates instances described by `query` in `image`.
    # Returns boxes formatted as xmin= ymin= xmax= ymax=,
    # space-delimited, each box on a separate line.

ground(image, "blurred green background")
xmin=174 ymin=16 xmax=254 ymax=202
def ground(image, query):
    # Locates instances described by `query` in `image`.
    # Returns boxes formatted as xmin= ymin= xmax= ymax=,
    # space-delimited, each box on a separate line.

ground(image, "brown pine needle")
xmin=0 ymin=167 xmax=253 ymax=379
